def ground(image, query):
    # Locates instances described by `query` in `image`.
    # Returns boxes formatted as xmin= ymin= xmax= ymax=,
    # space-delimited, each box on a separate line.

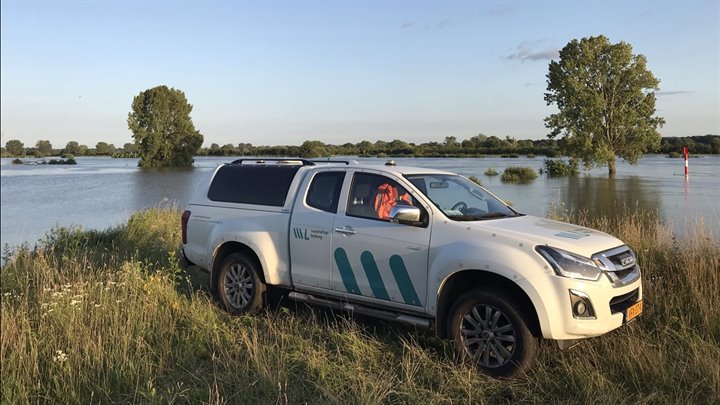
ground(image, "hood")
xmin=471 ymin=215 xmax=624 ymax=258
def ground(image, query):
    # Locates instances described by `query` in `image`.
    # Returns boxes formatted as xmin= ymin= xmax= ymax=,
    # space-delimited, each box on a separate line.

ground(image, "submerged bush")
xmin=500 ymin=166 xmax=538 ymax=183
xmin=484 ymin=167 xmax=499 ymax=176
xmin=467 ymin=175 xmax=481 ymax=185
xmin=543 ymin=158 xmax=578 ymax=177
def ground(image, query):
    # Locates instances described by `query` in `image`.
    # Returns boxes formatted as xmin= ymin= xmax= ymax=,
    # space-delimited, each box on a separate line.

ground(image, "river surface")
xmin=1 ymin=155 xmax=718 ymax=250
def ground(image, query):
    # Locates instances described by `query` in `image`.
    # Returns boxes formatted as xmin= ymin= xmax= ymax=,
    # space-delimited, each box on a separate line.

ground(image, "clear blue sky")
xmin=1 ymin=0 xmax=718 ymax=149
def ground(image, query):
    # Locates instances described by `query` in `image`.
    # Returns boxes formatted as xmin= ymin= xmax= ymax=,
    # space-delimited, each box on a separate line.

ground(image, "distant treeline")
xmin=2 ymin=134 xmax=719 ymax=158
xmin=197 ymin=134 xmax=720 ymax=158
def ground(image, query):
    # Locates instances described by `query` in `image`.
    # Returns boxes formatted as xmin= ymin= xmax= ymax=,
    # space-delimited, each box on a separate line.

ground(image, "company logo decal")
xmin=293 ymin=227 xmax=310 ymax=240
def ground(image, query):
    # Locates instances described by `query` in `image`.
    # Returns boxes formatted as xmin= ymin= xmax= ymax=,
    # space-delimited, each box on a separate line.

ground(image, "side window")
xmin=207 ymin=165 xmax=301 ymax=206
xmin=306 ymin=172 xmax=346 ymax=213
xmin=346 ymin=173 xmax=416 ymax=221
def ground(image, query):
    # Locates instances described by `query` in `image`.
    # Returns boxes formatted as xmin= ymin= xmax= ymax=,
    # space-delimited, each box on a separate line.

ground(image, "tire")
xmin=448 ymin=289 xmax=538 ymax=378
xmin=217 ymin=253 xmax=266 ymax=315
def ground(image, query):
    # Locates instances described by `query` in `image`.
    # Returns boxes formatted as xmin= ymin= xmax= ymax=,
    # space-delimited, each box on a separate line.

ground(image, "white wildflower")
xmin=53 ymin=350 xmax=68 ymax=364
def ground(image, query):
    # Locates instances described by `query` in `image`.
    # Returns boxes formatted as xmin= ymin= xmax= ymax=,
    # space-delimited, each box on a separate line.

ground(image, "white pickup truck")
xmin=182 ymin=158 xmax=643 ymax=377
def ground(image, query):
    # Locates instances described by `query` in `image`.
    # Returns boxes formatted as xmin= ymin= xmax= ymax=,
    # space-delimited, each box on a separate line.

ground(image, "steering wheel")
xmin=451 ymin=201 xmax=467 ymax=211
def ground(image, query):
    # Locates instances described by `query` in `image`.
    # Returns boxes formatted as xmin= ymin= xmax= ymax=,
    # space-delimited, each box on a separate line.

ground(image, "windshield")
xmin=405 ymin=174 xmax=520 ymax=221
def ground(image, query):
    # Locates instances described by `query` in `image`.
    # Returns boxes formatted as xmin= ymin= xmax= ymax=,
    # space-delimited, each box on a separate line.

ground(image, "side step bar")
xmin=288 ymin=291 xmax=431 ymax=328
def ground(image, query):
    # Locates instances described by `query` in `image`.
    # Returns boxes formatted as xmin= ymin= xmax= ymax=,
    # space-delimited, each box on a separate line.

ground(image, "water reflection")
xmin=130 ymin=167 xmax=209 ymax=211
xmin=560 ymin=175 xmax=661 ymax=224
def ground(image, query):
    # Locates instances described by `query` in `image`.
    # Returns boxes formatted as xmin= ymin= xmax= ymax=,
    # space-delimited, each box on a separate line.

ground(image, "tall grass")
xmin=2 ymin=207 xmax=718 ymax=403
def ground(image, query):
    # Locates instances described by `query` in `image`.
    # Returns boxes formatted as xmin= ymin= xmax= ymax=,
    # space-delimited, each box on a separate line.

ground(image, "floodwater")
xmin=1 ymin=155 xmax=718 ymax=250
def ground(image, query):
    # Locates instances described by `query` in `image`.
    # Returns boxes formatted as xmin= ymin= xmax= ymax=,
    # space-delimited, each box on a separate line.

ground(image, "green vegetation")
xmin=35 ymin=140 xmax=52 ymax=157
xmin=467 ymin=175 xmax=481 ymax=185
xmin=127 ymin=85 xmax=204 ymax=167
xmin=9 ymin=158 xmax=76 ymax=165
xmin=48 ymin=158 xmax=77 ymax=165
xmin=2 ymin=207 xmax=717 ymax=402
xmin=500 ymin=166 xmax=538 ymax=183
xmin=484 ymin=168 xmax=499 ymax=176
xmin=3 ymin=135 xmax=718 ymax=160
xmin=543 ymin=158 xmax=579 ymax=177
xmin=5 ymin=139 xmax=25 ymax=156
xmin=545 ymin=35 xmax=665 ymax=176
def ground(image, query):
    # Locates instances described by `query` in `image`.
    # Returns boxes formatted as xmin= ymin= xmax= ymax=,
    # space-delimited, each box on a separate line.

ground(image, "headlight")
xmin=536 ymin=246 xmax=602 ymax=281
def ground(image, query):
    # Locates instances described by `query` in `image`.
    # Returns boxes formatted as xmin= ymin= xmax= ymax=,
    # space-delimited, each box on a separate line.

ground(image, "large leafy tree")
xmin=299 ymin=140 xmax=328 ymax=158
xmin=95 ymin=142 xmax=116 ymax=156
xmin=545 ymin=35 xmax=665 ymax=175
xmin=63 ymin=141 xmax=80 ymax=155
xmin=5 ymin=139 xmax=24 ymax=156
xmin=127 ymin=85 xmax=204 ymax=167
xmin=35 ymin=140 xmax=52 ymax=156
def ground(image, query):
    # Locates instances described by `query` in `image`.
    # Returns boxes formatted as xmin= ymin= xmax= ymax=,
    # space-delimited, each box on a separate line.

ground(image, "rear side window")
xmin=306 ymin=172 xmax=345 ymax=213
xmin=207 ymin=165 xmax=301 ymax=206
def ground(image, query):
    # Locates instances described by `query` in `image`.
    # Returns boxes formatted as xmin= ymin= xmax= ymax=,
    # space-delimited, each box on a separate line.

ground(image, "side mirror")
xmin=389 ymin=205 xmax=421 ymax=225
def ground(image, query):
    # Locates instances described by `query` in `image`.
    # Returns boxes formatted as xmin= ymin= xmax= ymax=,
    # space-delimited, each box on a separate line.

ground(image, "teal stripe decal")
xmin=389 ymin=255 xmax=421 ymax=306
xmin=334 ymin=248 xmax=361 ymax=295
xmin=360 ymin=251 xmax=390 ymax=300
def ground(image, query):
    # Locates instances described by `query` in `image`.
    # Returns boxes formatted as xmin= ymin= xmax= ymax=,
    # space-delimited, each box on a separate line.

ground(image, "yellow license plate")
xmin=626 ymin=300 xmax=643 ymax=322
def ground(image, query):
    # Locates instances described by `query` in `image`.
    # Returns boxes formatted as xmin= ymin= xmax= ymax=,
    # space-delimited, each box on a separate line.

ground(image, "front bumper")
xmin=519 ymin=270 xmax=643 ymax=340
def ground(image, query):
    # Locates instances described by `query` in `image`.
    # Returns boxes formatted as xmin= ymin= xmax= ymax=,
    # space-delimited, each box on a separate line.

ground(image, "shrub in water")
xmin=467 ymin=175 xmax=481 ymax=185
xmin=543 ymin=158 xmax=578 ymax=177
xmin=484 ymin=168 xmax=499 ymax=176
xmin=500 ymin=166 xmax=538 ymax=183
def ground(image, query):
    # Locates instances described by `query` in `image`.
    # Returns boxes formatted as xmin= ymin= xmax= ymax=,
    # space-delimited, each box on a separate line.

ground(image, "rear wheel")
xmin=217 ymin=253 xmax=266 ymax=315
xmin=448 ymin=289 xmax=538 ymax=378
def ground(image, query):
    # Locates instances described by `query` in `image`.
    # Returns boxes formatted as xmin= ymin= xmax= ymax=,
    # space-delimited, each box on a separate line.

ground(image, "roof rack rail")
xmin=229 ymin=158 xmax=315 ymax=166
xmin=310 ymin=159 xmax=359 ymax=165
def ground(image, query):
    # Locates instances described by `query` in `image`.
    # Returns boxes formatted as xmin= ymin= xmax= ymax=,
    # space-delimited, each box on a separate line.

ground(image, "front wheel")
xmin=217 ymin=253 xmax=266 ymax=315
xmin=448 ymin=289 xmax=538 ymax=378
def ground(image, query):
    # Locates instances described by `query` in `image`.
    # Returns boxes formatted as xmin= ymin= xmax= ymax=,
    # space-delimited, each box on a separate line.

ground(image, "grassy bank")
xmin=2 ymin=208 xmax=718 ymax=403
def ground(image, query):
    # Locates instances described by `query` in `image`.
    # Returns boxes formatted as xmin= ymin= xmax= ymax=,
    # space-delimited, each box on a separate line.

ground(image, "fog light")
xmin=569 ymin=289 xmax=596 ymax=319
xmin=574 ymin=301 xmax=587 ymax=316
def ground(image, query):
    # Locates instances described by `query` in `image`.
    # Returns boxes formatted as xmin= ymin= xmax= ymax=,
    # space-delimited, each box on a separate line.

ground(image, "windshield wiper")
xmin=477 ymin=212 xmax=512 ymax=219
xmin=448 ymin=212 xmax=515 ymax=221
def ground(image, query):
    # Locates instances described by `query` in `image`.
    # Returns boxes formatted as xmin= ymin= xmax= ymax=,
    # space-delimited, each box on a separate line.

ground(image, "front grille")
xmin=609 ymin=288 xmax=640 ymax=314
xmin=613 ymin=266 xmax=636 ymax=280
xmin=592 ymin=245 xmax=641 ymax=288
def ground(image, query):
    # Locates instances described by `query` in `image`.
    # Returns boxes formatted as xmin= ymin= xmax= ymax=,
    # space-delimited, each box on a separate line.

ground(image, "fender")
xmin=207 ymin=213 xmax=292 ymax=287
xmin=428 ymin=238 xmax=553 ymax=336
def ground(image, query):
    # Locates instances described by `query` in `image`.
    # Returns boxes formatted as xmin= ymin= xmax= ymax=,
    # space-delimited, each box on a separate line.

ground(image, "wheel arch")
xmin=435 ymin=269 xmax=541 ymax=339
xmin=211 ymin=241 xmax=265 ymax=292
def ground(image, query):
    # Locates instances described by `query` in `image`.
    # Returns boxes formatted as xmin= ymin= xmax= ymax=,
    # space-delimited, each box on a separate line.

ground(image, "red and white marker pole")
xmin=683 ymin=146 xmax=689 ymax=178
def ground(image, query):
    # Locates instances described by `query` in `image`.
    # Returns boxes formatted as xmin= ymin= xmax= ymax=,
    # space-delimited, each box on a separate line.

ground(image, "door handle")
xmin=334 ymin=227 xmax=356 ymax=235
